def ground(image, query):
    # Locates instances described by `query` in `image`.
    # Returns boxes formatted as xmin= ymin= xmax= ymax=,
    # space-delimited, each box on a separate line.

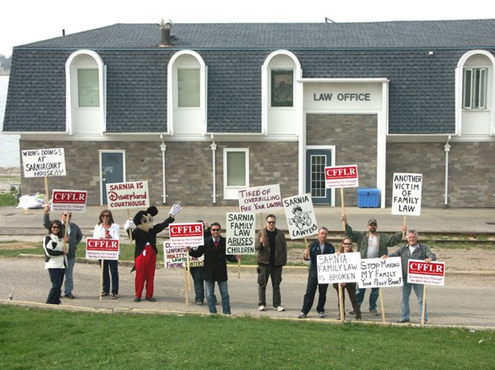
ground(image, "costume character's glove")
xmin=124 ymin=219 xmax=135 ymax=231
xmin=169 ymin=204 xmax=182 ymax=216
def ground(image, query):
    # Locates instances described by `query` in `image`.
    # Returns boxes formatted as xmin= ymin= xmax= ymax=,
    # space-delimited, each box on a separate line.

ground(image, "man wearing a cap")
xmin=341 ymin=214 xmax=406 ymax=316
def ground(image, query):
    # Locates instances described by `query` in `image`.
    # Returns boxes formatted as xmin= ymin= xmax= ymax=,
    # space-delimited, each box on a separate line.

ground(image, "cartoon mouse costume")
xmin=125 ymin=204 xmax=182 ymax=302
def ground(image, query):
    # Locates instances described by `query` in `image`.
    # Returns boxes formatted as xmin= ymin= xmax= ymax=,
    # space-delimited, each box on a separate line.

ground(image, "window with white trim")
xmin=463 ymin=68 xmax=488 ymax=110
xmin=78 ymin=68 xmax=99 ymax=107
xmin=178 ymin=68 xmax=200 ymax=107
xmin=224 ymin=148 xmax=249 ymax=199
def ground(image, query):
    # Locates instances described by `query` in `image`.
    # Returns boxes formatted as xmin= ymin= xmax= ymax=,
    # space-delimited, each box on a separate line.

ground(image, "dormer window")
xmin=78 ymin=69 xmax=99 ymax=107
xmin=463 ymin=67 xmax=488 ymax=110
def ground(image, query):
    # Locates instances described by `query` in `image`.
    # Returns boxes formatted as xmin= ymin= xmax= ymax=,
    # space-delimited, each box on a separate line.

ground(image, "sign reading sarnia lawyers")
xmin=22 ymin=148 xmax=66 ymax=178
xmin=391 ymin=173 xmax=423 ymax=216
xmin=325 ymin=165 xmax=359 ymax=188
xmin=106 ymin=181 xmax=149 ymax=209
xmin=283 ymin=194 xmax=318 ymax=239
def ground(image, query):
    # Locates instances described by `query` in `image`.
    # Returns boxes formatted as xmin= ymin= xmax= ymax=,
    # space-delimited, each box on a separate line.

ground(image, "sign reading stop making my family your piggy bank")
xmin=325 ymin=165 xmax=359 ymax=188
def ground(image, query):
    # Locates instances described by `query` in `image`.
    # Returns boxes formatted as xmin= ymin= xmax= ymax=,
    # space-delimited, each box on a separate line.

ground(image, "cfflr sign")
xmin=324 ymin=165 xmax=359 ymax=188
xmin=407 ymin=260 xmax=445 ymax=286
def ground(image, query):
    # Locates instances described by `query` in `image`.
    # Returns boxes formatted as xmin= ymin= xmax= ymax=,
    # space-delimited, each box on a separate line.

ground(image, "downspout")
xmin=160 ymin=135 xmax=167 ymax=204
xmin=444 ymin=135 xmax=451 ymax=208
xmin=210 ymin=135 xmax=217 ymax=204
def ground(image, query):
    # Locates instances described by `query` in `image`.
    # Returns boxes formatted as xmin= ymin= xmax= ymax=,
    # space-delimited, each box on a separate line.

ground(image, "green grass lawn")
xmin=0 ymin=305 xmax=493 ymax=370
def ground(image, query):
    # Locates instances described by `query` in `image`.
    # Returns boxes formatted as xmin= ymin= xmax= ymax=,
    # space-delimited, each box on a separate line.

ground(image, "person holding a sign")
xmin=186 ymin=222 xmax=238 ymax=315
xmin=93 ymin=209 xmax=120 ymax=299
xmin=386 ymin=229 xmax=436 ymax=323
xmin=255 ymin=214 xmax=288 ymax=312
xmin=43 ymin=220 xmax=67 ymax=304
xmin=341 ymin=215 xmax=405 ymax=316
xmin=332 ymin=238 xmax=362 ymax=320
xmin=43 ymin=207 xmax=83 ymax=299
xmin=189 ymin=220 xmax=211 ymax=305
xmin=297 ymin=227 xmax=335 ymax=319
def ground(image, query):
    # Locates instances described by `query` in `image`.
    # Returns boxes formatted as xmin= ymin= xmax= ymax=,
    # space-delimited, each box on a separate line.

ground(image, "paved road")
xmin=1 ymin=257 xmax=494 ymax=329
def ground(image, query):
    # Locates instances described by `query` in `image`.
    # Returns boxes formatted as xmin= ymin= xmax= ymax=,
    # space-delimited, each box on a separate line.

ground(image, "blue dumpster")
xmin=357 ymin=188 xmax=380 ymax=208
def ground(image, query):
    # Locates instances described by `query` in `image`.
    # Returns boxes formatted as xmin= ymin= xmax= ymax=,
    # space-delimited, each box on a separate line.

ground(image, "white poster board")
xmin=317 ymin=252 xmax=360 ymax=284
xmin=86 ymin=238 xmax=119 ymax=260
xmin=163 ymin=241 xmax=203 ymax=269
xmin=21 ymin=148 xmax=66 ymax=178
xmin=407 ymin=260 xmax=445 ymax=286
xmin=391 ymin=173 xmax=423 ymax=216
xmin=106 ymin=181 xmax=149 ymax=209
xmin=282 ymin=194 xmax=318 ymax=239
xmin=238 ymin=184 xmax=283 ymax=213
xmin=324 ymin=165 xmax=359 ymax=188
xmin=51 ymin=189 xmax=87 ymax=212
xmin=358 ymin=257 xmax=403 ymax=288
xmin=226 ymin=212 xmax=256 ymax=255
xmin=169 ymin=223 xmax=204 ymax=248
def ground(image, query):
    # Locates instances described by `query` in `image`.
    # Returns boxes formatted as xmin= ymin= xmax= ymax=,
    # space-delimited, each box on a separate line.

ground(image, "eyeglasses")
xmin=102 ymin=215 xmax=110 ymax=218
xmin=51 ymin=226 xmax=60 ymax=229
xmin=211 ymin=229 xmax=220 ymax=232
xmin=267 ymin=221 xmax=276 ymax=224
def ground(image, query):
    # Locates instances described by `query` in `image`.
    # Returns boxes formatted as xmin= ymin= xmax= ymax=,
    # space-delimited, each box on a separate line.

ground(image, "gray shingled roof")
xmin=18 ymin=20 xmax=495 ymax=49
xmin=4 ymin=20 xmax=495 ymax=135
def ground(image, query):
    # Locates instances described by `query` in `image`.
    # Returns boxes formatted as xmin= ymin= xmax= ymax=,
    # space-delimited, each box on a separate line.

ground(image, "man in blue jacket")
xmin=298 ymin=227 xmax=335 ymax=319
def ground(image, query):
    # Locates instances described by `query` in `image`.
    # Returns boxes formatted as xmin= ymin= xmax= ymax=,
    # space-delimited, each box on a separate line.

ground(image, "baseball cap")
xmin=368 ymin=219 xmax=377 ymax=225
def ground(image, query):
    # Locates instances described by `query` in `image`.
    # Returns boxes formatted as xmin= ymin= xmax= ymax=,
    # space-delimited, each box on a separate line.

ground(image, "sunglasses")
xmin=51 ymin=226 xmax=60 ymax=229
xmin=62 ymin=214 xmax=68 ymax=217
xmin=211 ymin=229 xmax=221 ymax=231
xmin=102 ymin=214 xmax=111 ymax=218
xmin=343 ymin=243 xmax=352 ymax=246
xmin=267 ymin=221 xmax=276 ymax=224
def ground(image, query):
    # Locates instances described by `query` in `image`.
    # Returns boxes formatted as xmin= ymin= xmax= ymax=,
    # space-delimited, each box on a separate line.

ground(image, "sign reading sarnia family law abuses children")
xmin=317 ymin=252 xmax=360 ymax=284
xmin=283 ymin=194 xmax=318 ymax=239
xmin=163 ymin=242 xmax=204 ymax=269
xmin=51 ymin=189 xmax=87 ymax=212
xmin=238 ymin=184 xmax=282 ymax=213
xmin=392 ymin=173 xmax=423 ymax=216
xmin=226 ymin=212 xmax=256 ymax=254
xmin=325 ymin=165 xmax=359 ymax=188
xmin=169 ymin=223 xmax=204 ymax=248
xmin=358 ymin=257 xmax=403 ymax=288
xmin=106 ymin=181 xmax=149 ymax=209
xmin=86 ymin=238 xmax=119 ymax=260
xmin=22 ymin=148 xmax=66 ymax=178
xmin=408 ymin=260 xmax=445 ymax=286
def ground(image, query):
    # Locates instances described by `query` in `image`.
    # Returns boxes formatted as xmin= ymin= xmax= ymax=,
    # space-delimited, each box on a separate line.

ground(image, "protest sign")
xmin=226 ymin=212 xmax=256 ymax=254
xmin=51 ymin=189 xmax=87 ymax=212
xmin=358 ymin=257 xmax=403 ymax=288
xmin=86 ymin=238 xmax=119 ymax=260
xmin=169 ymin=223 xmax=204 ymax=248
xmin=324 ymin=165 xmax=359 ymax=188
xmin=163 ymin=242 xmax=203 ymax=269
xmin=282 ymin=194 xmax=318 ymax=239
xmin=391 ymin=173 xmax=423 ymax=216
xmin=21 ymin=148 xmax=66 ymax=178
xmin=238 ymin=184 xmax=282 ymax=213
xmin=106 ymin=181 xmax=149 ymax=209
xmin=407 ymin=260 xmax=445 ymax=286
xmin=317 ymin=252 xmax=360 ymax=284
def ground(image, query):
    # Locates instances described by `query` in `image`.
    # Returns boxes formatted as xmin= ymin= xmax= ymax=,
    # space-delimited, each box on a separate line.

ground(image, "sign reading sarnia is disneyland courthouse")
xmin=106 ymin=181 xmax=149 ymax=209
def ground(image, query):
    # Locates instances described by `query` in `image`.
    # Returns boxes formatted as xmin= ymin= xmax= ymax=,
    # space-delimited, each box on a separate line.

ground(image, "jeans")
xmin=205 ymin=280 xmax=231 ymax=314
xmin=356 ymin=287 xmax=379 ymax=311
xmin=190 ymin=267 xmax=205 ymax=303
xmin=101 ymin=260 xmax=119 ymax=294
xmin=301 ymin=269 xmax=328 ymax=314
xmin=401 ymin=282 xmax=427 ymax=321
xmin=64 ymin=256 xmax=76 ymax=296
xmin=47 ymin=268 xmax=65 ymax=304
xmin=257 ymin=264 xmax=283 ymax=307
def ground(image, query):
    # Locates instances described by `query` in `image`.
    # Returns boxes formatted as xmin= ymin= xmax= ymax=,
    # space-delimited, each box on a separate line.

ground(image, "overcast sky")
xmin=1 ymin=0 xmax=494 ymax=57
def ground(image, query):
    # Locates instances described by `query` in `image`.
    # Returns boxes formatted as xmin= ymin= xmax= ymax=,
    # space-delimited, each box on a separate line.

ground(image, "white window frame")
xmin=463 ymin=67 xmax=488 ymax=110
xmin=223 ymin=148 xmax=249 ymax=199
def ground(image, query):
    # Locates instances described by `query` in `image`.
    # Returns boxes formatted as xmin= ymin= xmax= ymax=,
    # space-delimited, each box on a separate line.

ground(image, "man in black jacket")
xmin=187 ymin=222 xmax=237 ymax=314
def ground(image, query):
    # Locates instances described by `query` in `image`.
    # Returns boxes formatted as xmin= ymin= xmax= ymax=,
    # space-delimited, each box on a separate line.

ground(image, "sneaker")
xmin=145 ymin=297 xmax=156 ymax=302
xmin=274 ymin=306 xmax=285 ymax=312
xmin=396 ymin=319 xmax=410 ymax=323
xmin=298 ymin=312 xmax=307 ymax=319
xmin=369 ymin=309 xmax=379 ymax=316
xmin=111 ymin=294 xmax=118 ymax=300
xmin=349 ymin=310 xmax=355 ymax=315
xmin=258 ymin=305 xmax=266 ymax=311
xmin=196 ymin=301 xmax=204 ymax=305
xmin=133 ymin=297 xmax=141 ymax=302
xmin=318 ymin=312 xmax=326 ymax=319
xmin=64 ymin=293 xmax=75 ymax=299
xmin=102 ymin=292 xmax=110 ymax=297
